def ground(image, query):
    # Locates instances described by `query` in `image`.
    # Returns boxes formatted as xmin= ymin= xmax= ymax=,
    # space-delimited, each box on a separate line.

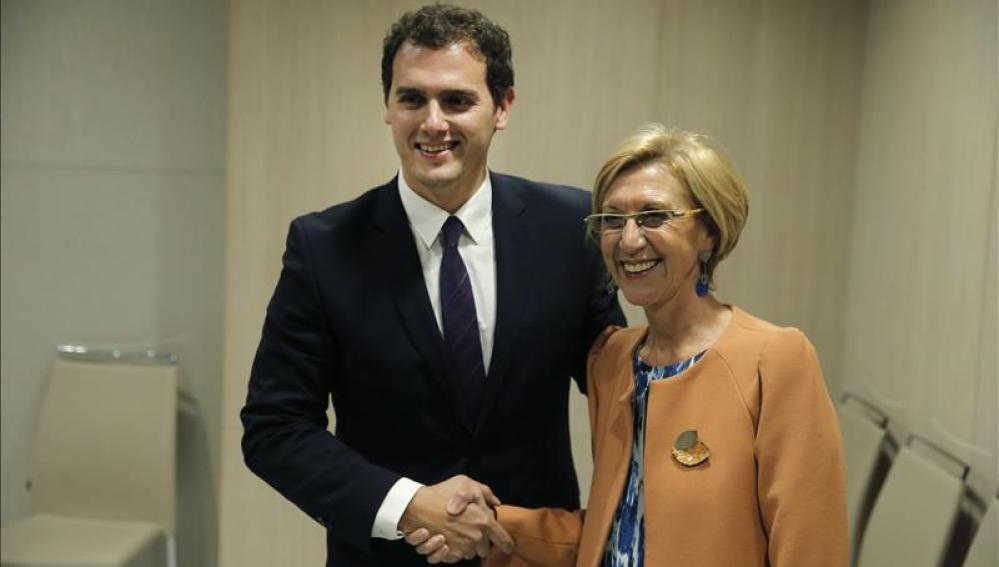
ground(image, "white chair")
xmin=1 ymin=358 xmax=177 ymax=567
xmin=855 ymin=442 xmax=965 ymax=567
xmin=963 ymin=496 xmax=997 ymax=567
xmin=837 ymin=397 xmax=888 ymax=562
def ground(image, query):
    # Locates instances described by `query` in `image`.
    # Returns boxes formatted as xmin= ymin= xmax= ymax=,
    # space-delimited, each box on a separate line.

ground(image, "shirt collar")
xmin=397 ymin=170 xmax=492 ymax=250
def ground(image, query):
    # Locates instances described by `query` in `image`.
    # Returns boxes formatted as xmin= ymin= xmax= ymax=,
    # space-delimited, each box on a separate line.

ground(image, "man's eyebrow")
xmin=440 ymin=89 xmax=479 ymax=99
xmin=393 ymin=87 xmax=480 ymax=100
xmin=393 ymin=86 xmax=424 ymax=96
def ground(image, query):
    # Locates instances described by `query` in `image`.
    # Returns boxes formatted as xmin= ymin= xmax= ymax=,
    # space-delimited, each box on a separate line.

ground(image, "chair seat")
xmin=1 ymin=514 xmax=165 ymax=567
xmin=855 ymin=446 xmax=964 ymax=567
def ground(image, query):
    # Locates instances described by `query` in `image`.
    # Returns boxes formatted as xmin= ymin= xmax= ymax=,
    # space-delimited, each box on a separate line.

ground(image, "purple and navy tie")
xmin=440 ymin=216 xmax=486 ymax=426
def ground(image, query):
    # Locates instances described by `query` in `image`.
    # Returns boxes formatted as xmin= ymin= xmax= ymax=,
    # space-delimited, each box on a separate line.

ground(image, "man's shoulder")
xmin=291 ymin=178 xmax=398 ymax=233
xmin=491 ymin=172 xmax=591 ymax=211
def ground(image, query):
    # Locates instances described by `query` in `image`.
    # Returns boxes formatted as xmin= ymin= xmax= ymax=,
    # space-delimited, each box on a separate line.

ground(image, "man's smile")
xmin=416 ymin=141 xmax=459 ymax=155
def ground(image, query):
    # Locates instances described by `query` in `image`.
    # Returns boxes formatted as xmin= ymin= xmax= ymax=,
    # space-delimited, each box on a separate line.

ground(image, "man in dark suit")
xmin=241 ymin=5 xmax=624 ymax=566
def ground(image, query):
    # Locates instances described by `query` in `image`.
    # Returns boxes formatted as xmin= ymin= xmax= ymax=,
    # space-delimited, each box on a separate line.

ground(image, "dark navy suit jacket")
xmin=241 ymin=173 xmax=624 ymax=566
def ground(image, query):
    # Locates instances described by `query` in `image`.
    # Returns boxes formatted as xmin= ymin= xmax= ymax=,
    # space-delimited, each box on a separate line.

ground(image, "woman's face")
xmin=599 ymin=162 xmax=715 ymax=311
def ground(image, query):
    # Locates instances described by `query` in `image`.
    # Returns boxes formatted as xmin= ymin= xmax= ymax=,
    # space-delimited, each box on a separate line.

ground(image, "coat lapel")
xmin=475 ymin=173 xmax=529 ymax=434
xmin=578 ymin=328 xmax=643 ymax=567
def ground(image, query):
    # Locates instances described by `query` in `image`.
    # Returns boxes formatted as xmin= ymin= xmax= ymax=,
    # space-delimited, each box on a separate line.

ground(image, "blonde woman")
xmin=412 ymin=124 xmax=848 ymax=566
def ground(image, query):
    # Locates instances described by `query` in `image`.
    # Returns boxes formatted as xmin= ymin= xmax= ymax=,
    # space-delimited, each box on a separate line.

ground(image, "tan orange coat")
xmin=488 ymin=307 xmax=848 ymax=567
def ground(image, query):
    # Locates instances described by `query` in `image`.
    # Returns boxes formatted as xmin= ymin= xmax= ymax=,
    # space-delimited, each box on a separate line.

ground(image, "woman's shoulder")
xmin=724 ymin=307 xmax=822 ymax=382
xmin=587 ymin=325 xmax=645 ymax=382
xmin=589 ymin=324 xmax=646 ymax=360
xmin=726 ymin=306 xmax=815 ymax=351
xmin=712 ymin=307 xmax=820 ymax=382
xmin=585 ymin=325 xmax=645 ymax=402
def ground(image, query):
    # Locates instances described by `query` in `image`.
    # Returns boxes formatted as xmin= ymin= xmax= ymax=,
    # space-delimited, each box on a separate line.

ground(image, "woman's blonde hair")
xmin=592 ymin=123 xmax=749 ymax=285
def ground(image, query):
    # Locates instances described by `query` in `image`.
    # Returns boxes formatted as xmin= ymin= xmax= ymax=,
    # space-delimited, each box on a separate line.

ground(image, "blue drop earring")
xmin=696 ymin=251 xmax=711 ymax=297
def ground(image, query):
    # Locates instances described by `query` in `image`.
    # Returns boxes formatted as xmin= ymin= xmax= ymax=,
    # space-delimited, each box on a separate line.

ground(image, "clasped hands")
xmin=399 ymin=474 xmax=513 ymax=564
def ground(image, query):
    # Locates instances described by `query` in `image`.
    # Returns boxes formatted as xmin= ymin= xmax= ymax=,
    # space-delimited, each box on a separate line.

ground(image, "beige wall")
xmin=220 ymin=0 xmax=870 ymax=564
xmin=841 ymin=0 xmax=998 ymax=500
xmin=3 ymin=0 xmax=993 ymax=564
xmin=0 ymin=1 xmax=226 ymax=565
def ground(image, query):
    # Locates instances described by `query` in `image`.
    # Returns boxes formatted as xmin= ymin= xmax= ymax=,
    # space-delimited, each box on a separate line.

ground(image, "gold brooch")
xmin=672 ymin=429 xmax=710 ymax=466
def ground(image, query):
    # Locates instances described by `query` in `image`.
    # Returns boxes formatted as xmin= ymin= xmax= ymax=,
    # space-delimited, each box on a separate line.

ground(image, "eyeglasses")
xmin=584 ymin=209 xmax=704 ymax=235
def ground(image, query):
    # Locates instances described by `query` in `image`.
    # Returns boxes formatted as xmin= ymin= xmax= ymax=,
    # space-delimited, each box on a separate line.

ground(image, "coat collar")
xmin=396 ymin=170 xmax=493 ymax=249
xmin=606 ymin=306 xmax=750 ymax=404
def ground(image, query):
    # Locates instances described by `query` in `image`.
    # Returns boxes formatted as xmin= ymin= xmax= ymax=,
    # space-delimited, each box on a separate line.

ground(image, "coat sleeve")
xmin=485 ymin=506 xmax=584 ymax=567
xmin=240 ymin=218 xmax=400 ymax=553
xmin=755 ymin=328 xmax=848 ymax=566
xmin=486 ymin=328 xmax=621 ymax=567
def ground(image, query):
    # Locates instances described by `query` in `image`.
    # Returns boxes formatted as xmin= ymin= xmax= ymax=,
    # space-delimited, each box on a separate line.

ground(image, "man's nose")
xmin=618 ymin=219 xmax=647 ymax=252
xmin=421 ymin=101 xmax=448 ymax=133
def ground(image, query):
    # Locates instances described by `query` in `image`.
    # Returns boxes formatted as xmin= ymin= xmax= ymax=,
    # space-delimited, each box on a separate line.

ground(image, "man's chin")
xmin=408 ymin=168 xmax=462 ymax=192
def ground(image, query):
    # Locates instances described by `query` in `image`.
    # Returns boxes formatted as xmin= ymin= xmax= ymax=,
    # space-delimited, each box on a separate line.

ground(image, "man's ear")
xmin=383 ymin=88 xmax=393 ymax=124
xmin=493 ymin=87 xmax=516 ymax=131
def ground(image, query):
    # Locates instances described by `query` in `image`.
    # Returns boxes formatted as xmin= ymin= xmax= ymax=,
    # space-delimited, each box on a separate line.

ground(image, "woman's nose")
xmin=618 ymin=219 xmax=647 ymax=252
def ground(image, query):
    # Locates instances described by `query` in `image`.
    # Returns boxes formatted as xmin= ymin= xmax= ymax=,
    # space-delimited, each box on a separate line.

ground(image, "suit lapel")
xmin=369 ymin=180 xmax=450 ymax=398
xmin=370 ymin=175 xmax=532 ymax=437
xmin=475 ymin=173 xmax=529 ymax=434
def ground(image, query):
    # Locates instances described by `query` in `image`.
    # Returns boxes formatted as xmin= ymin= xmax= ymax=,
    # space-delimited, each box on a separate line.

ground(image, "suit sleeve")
xmin=240 ymin=218 xmax=399 ymax=553
xmin=755 ymin=328 xmax=849 ymax=566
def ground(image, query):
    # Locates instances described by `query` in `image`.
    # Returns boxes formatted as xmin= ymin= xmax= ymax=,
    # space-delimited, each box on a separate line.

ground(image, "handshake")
xmin=399 ymin=474 xmax=515 ymax=564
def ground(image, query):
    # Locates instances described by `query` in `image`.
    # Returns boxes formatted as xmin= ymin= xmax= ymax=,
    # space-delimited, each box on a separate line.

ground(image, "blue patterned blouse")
xmin=603 ymin=345 xmax=706 ymax=567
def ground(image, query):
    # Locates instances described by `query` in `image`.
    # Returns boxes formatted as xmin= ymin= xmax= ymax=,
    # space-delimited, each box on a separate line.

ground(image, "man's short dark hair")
xmin=381 ymin=4 xmax=514 ymax=107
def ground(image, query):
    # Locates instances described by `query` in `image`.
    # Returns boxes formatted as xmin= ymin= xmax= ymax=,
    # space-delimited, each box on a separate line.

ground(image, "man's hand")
xmin=404 ymin=528 xmax=449 ymax=563
xmin=399 ymin=475 xmax=513 ymax=563
xmin=406 ymin=491 xmax=514 ymax=564
xmin=444 ymin=491 xmax=478 ymax=517
xmin=404 ymin=491 xmax=498 ymax=563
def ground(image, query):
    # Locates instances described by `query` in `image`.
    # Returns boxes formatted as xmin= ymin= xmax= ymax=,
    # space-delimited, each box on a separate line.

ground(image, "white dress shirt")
xmin=370 ymin=171 xmax=497 ymax=540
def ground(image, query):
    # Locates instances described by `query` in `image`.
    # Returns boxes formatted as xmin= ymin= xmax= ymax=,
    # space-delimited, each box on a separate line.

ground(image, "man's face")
xmin=384 ymin=41 xmax=513 ymax=211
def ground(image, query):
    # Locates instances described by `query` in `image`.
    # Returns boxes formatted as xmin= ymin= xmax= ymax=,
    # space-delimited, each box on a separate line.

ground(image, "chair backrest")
xmin=856 ymin=445 xmax=964 ymax=567
xmin=31 ymin=358 xmax=178 ymax=533
xmin=837 ymin=401 xmax=887 ymax=550
xmin=962 ymin=496 xmax=997 ymax=567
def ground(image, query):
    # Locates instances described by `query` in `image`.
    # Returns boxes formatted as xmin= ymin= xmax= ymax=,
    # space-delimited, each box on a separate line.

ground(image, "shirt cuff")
xmin=371 ymin=477 xmax=424 ymax=540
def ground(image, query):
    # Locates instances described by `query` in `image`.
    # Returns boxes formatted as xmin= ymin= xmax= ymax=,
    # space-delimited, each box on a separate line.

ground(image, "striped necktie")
xmin=440 ymin=216 xmax=486 ymax=426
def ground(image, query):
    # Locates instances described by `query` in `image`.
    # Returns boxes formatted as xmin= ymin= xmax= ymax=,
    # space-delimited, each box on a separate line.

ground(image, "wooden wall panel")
xmin=654 ymin=0 xmax=867 ymax=393
xmin=841 ymin=0 xmax=997 ymax=498
xmin=218 ymin=0 xmax=999 ymax=564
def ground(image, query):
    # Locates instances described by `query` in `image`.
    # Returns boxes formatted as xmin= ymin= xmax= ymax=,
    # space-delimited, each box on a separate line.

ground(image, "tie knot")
xmin=442 ymin=216 xmax=464 ymax=248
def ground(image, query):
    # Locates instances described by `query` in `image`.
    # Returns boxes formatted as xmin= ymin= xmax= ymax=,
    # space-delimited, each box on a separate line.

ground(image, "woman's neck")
xmin=641 ymin=294 xmax=731 ymax=366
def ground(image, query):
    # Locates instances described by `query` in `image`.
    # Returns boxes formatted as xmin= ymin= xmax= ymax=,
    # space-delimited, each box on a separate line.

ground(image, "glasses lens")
xmin=638 ymin=211 xmax=669 ymax=228
xmin=602 ymin=215 xmax=626 ymax=231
